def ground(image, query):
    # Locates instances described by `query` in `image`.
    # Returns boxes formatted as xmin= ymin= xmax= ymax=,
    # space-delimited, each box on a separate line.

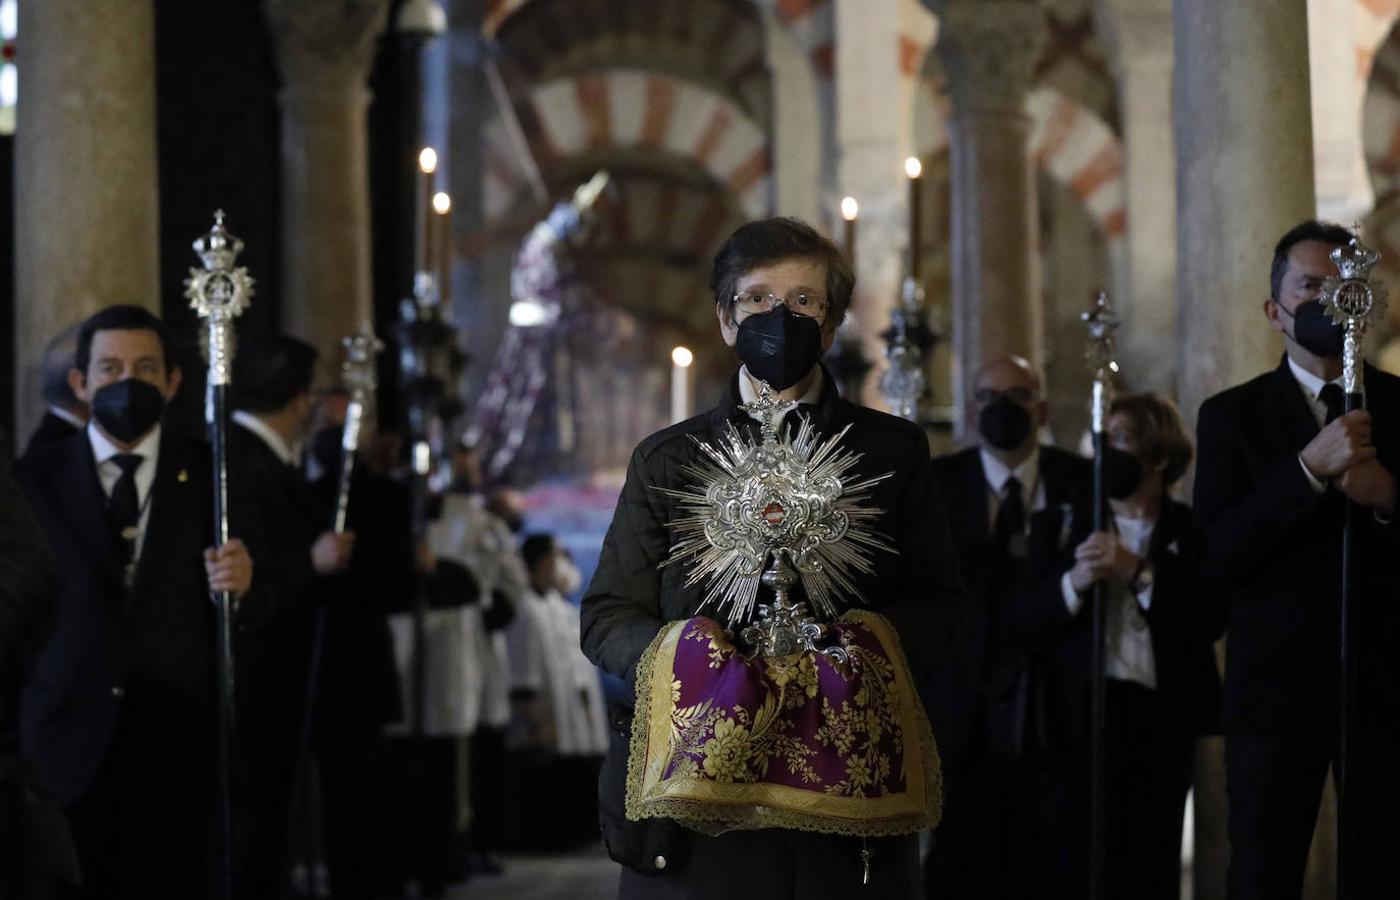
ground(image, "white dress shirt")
xmin=979 ymin=448 xmax=1046 ymax=534
xmin=737 ymin=365 xmax=825 ymax=416
xmin=48 ymin=405 xmax=87 ymax=429
xmin=88 ymin=421 xmax=162 ymax=577
xmin=231 ymin=410 xmax=299 ymax=468
xmin=1061 ymin=512 xmax=1158 ymax=689
xmin=1290 ymin=356 xmax=1356 ymax=494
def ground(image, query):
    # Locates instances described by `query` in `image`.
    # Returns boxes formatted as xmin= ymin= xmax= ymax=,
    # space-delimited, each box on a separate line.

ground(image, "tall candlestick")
xmin=671 ymin=345 xmax=693 ymax=423
xmin=433 ymin=191 xmax=452 ymax=305
xmin=841 ymin=196 xmax=859 ymax=278
xmin=416 ymin=147 xmax=437 ymax=277
xmin=905 ymin=156 xmax=923 ymax=281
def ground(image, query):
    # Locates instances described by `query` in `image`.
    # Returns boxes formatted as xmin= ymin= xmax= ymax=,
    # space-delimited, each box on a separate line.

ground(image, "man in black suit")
xmin=0 ymin=426 xmax=79 ymax=898
xmin=23 ymin=323 xmax=88 ymax=458
xmin=227 ymin=336 xmax=353 ymax=899
xmin=1194 ymin=220 xmax=1400 ymax=898
xmin=922 ymin=355 xmax=1091 ymax=899
xmin=13 ymin=305 xmax=255 ymax=899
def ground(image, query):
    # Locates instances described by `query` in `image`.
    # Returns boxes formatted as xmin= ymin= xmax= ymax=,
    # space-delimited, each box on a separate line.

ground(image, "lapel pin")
xmin=178 ymin=469 xmax=189 ymax=483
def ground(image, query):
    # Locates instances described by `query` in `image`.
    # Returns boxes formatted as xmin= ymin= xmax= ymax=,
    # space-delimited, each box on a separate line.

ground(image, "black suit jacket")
xmin=1193 ymin=357 xmax=1400 ymax=734
xmin=21 ymin=413 xmax=81 ymax=461
xmin=13 ymin=428 xmax=250 ymax=803
xmin=1015 ymin=497 xmax=1224 ymax=745
xmin=922 ymin=444 xmax=1092 ymax=768
xmin=228 ymin=424 xmax=318 ymax=727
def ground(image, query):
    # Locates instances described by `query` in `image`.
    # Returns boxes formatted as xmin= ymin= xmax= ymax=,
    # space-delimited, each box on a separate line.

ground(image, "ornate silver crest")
xmin=184 ymin=210 xmax=255 ymax=386
xmin=340 ymin=326 xmax=383 ymax=451
xmin=658 ymin=381 xmax=896 ymax=648
xmin=1320 ymin=234 xmax=1389 ymax=395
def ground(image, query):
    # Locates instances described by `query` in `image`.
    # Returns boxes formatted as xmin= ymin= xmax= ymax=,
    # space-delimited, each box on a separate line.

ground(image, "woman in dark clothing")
xmin=1012 ymin=393 xmax=1224 ymax=900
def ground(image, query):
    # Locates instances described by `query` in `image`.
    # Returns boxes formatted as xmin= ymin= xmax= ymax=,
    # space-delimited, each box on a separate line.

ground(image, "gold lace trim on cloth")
xmin=624 ymin=609 xmax=942 ymax=837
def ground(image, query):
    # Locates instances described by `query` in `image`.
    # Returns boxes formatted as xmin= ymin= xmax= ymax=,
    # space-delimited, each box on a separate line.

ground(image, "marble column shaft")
xmin=937 ymin=0 xmax=1046 ymax=428
xmin=14 ymin=0 xmax=160 ymax=440
xmin=1173 ymin=2 xmax=1325 ymax=896
xmin=1173 ymin=0 xmax=1315 ymax=428
xmin=266 ymin=0 xmax=390 ymax=381
xmin=1102 ymin=7 xmax=1177 ymax=395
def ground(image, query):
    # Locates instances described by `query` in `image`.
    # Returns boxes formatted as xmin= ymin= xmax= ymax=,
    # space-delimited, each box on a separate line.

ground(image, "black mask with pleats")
xmin=1104 ymin=447 xmax=1145 ymax=500
xmin=91 ymin=379 xmax=166 ymax=444
xmin=1277 ymin=298 xmax=1345 ymax=358
xmin=735 ymin=306 xmax=824 ymax=391
xmin=978 ymin=398 xmax=1034 ymax=451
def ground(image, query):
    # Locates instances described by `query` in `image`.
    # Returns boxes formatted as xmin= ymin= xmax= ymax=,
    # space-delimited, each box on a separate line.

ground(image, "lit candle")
xmin=433 ymin=191 xmax=452 ymax=303
xmin=416 ymin=147 xmax=438 ymax=277
xmin=840 ymin=196 xmax=859 ymax=278
xmin=671 ymin=346 xmax=694 ymax=423
xmin=905 ymin=156 xmax=923 ymax=281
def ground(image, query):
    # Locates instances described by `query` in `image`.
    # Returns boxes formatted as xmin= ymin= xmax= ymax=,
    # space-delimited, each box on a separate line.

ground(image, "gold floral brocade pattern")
xmin=625 ymin=611 xmax=941 ymax=837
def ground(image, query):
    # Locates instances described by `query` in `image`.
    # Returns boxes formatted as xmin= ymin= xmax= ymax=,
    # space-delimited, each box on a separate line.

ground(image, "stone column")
xmin=1096 ymin=1 xmax=1177 ymax=395
xmin=1174 ymin=0 xmax=1314 ymax=429
xmin=1173 ymin=2 xmax=1319 ymax=896
xmin=265 ymin=0 xmax=390 ymax=378
xmin=835 ymin=0 xmax=908 ymax=409
xmin=14 ymin=0 xmax=160 ymax=440
xmin=937 ymin=0 xmax=1046 ymax=430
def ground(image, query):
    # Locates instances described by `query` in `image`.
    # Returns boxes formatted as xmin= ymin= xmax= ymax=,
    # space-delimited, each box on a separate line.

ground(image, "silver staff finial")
xmin=1081 ymin=291 xmax=1121 ymax=378
xmin=1081 ymin=291 xmax=1120 ymax=434
xmin=342 ymin=326 xmax=385 ymax=398
xmin=185 ymin=211 xmax=255 ymax=386
xmin=1321 ymin=229 xmax=1389 ymax=395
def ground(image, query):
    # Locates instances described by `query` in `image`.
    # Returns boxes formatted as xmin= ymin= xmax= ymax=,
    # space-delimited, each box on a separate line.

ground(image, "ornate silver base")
xmin=738 ymin=553 xmax=849 ymax=664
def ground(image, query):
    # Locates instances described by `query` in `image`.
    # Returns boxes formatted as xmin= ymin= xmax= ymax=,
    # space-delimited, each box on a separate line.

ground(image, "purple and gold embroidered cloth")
xmin=625 ymin=610 xmax=941 ymax=837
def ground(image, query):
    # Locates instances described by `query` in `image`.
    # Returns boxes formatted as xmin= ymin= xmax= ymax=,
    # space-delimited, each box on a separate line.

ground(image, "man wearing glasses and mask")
xmin=921 ymin=356 xmax=1091 ymax=899
xmin=581 ymin=217 xmax=968 ymax=898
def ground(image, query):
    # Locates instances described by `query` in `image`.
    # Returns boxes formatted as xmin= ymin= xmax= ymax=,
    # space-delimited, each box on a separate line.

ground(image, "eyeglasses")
xmin=732 ymin=290 xmax=828 ymax=322
xmin=974 ymin=387 xmax=1037 ymax=405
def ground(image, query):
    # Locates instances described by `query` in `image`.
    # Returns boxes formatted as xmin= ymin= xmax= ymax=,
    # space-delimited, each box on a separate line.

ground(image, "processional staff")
xmin=1318 ymin=232 xmax=1388 ymax=900
xmin=334 ymin=327 xmax=385 ymax=533
xmin=1080 ymin=290 xmax=1120 ymax=900
xmin=184 ymin=210 xmax=255 ymax=900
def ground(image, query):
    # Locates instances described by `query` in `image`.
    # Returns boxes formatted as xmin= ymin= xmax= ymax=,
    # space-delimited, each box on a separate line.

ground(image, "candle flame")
xmin=419 ymin=147 xmax=438 ymax=174
xmin=671 ymin=346 xmax=694 ymax=368
xmin=840 ymin=197 xmax=859 ymax=221
xmin=433 ymin=191 xmax=452 ymax=214
xmin=904 ymin=156 xmax=923 ymax=179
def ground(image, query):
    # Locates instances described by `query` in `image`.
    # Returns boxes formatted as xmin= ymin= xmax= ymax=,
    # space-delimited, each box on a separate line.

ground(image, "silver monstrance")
xmin=660 ymin=381 xmax=895 ymax=662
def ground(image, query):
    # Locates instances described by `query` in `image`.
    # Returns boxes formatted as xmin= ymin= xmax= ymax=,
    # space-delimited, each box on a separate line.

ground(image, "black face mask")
xmin=91 ymin=379 xmax=166 ymax=444
xmin=735 ymin=307 xmax=824 ymax=392
xmin=978 ymin=398 xmax=1033 ymax=451
xmin=1104 ymin=447 xmax=1145 ymax=501
xmin=1277 ymin=298 xmax=1344 ymax=358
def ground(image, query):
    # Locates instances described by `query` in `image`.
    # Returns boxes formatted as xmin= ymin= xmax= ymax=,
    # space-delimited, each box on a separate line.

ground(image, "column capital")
xmin=936 ymin=0 xmax=1046 ymax=116
xmin=265 ymin=0 xmax=391 ymax=96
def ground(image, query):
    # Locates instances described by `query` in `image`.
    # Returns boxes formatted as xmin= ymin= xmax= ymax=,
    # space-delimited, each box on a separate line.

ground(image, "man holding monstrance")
xmin=582 ymin=217 xmax=968 ymax=899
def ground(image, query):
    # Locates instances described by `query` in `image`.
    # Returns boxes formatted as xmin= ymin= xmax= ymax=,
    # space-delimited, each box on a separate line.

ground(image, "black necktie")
xmin=1319 ymin=383 xmax=1345 ymax=425
xmin=995 ymin=476 xmax=1025 ymax=555
xmin=107 ymin=453 xmax=144 ymax=560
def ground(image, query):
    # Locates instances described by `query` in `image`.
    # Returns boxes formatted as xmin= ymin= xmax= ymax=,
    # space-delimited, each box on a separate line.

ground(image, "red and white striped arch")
xmin=913 ymin=82 xmax=1126 ymax=243
xmin=1358 ymin=0 xmax=1400 ymax=82
xmin=484 ymin=0 xmax=835 ymax=80
xmin=483 ymin=69 xmax=770 ymax=220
